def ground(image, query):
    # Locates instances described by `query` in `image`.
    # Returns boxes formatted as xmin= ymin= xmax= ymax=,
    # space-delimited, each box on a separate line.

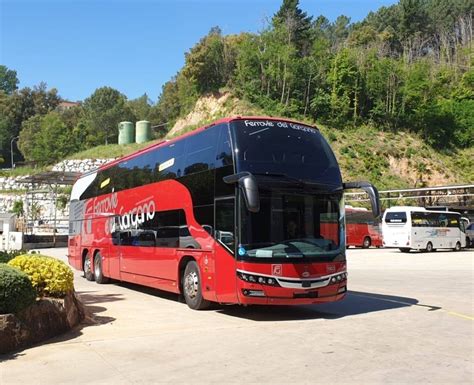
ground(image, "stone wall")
xmin=0 ymin=158 xmax=114 ymax=216
xmin=52 ymin=158 xmax=113 ymax=173
xmin=0 ymin=291 xmax=85 ymax=354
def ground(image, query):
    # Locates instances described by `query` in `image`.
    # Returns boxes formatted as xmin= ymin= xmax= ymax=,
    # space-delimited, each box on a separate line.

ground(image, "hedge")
xmin=0 ymin=263 xmax=37 ymax=314
xmin=0 ymin=250 xmax=23 ymax=264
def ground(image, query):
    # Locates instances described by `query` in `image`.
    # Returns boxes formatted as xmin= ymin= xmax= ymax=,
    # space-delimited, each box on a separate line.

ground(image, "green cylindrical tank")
xmin=118 ymin=121 xmax=134 ymax=145
xmin=135 ymin=120 xmax=152 ymax=143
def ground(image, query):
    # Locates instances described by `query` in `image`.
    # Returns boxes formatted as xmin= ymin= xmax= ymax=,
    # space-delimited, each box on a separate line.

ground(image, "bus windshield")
xmin=231 ymin=119 xmax=342 ymax=187
xmin=239 ymin=190 xmax=343 ymax=260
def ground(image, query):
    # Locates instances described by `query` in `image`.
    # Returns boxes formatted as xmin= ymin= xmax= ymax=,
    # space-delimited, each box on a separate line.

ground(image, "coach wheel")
xmin=183 ymin=261 xmax=210 ymax=310
xmin=362 ymin=237 xmax=371 ymax=249
xmin=399 ymin=248 xmax=410 ymax=253
xmin=425 ymin=242 xmax=434 ymax=252
xmin=94 ymin=252 xmax=109 ymax=284
xmin=83 ymin=253 xmax=94 ymax=281
xmin=454 ymin=242 xmax=461 ymax=252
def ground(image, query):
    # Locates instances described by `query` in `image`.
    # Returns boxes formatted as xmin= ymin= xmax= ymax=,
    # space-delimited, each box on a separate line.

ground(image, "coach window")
xmin=156 ymin=141 xmax=185 ymax=181
xmin=184 ymin=126 xmax=219 ymax=175
xmin=215 ymin=125 xmax=233 ymax=168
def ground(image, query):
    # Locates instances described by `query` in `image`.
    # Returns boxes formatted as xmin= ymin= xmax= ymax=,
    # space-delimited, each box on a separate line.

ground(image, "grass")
xmin=65 ymin=140 xmax=165 ymax=160
xmin=0 ymin=165 xmax=49 ymax=177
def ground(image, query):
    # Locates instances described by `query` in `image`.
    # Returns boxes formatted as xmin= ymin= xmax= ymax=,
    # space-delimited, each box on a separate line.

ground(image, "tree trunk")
xmin=303 ymin=71 xmax=312 ymax=117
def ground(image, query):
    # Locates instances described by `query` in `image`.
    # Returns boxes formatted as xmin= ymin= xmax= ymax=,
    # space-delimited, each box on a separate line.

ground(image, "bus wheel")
xmin=425 ymin=242 xmax=434 ymax=252
xmin=362 ymin=237 xmax=371 ymax=249
xmin=183 ymin=261 xmax=210 ymax=310
xmin=399 ymin=248 xmax=410 ymax=253
xmin=94 ymin=252 xmax=109 ymax=284
xmin=454 ymin=242 xmax=461 ymax=252
xmin=83 ymin=253 xmax=94 ymax=281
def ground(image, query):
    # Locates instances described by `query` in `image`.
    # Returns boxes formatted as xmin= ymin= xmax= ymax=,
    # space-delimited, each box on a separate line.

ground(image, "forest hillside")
xmin=0 ymin=0 xmax=472 ymax=189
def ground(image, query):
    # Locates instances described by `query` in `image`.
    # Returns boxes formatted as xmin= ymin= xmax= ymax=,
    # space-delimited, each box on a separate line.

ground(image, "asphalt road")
xmin=1 ymin=247 xmax=473 ymax=384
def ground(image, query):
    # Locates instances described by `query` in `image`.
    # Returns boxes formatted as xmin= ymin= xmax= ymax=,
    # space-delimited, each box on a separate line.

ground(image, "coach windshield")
xmin=230 ymin=119 xmax=342 ymax=188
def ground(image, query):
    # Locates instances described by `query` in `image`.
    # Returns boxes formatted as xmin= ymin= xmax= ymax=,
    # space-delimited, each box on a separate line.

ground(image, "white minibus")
xmin=382 ymin=206 xmax=467 ymax=252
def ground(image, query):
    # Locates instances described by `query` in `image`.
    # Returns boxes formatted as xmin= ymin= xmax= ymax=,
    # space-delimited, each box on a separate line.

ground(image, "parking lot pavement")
xmin=1 ymin=247 xmax=473 ymax=384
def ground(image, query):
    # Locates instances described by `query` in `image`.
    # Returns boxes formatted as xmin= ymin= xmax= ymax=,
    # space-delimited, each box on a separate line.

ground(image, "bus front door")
xmin=214 ymin=197 xmax=238 ymax=303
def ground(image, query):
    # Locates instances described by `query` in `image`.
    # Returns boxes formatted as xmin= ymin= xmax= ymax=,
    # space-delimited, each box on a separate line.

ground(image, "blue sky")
xmin=1 ymin=0 xmax=397 ymax=102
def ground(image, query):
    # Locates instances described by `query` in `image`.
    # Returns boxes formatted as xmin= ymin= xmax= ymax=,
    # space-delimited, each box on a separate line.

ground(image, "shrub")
xmin=8 ymin=254 xmax=74 ymax=298
xmin=0 ymin=264 xmax=36 ymax=314
xmin=0 ymin=250 xmax=23 ymax=264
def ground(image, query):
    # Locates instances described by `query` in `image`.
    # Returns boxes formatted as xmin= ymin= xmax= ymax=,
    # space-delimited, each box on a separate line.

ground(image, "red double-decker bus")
xmin=68 ymin=117 xmax=380 ymax=309
xmin=345 ymin=206 xmax=383 ymax=248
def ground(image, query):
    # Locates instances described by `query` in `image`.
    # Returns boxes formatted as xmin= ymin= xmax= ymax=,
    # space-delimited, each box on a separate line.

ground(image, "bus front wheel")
xmin=83 ymin=253 xmax=94 ymax=281
xmin=454 ymin=242 xmax=461 ymax=252
xmin=183 ymin=261 xmax=210 ymax=310
xmin=94 ymin=252 xmax=109 ymax=284
xmin=362 ymin=237 xmax=371 ymax=249
xmin=425 ymin=242 xmax=434 ymax=252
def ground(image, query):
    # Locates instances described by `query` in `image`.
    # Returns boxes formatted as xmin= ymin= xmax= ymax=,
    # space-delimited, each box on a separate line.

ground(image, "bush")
xmin=0 ymin=264 xmax=36 ymax=314
xmin=8 ymin=254 xmax=74 ymax=298
xmin=0 ymin=250 xmax=23 ymax=264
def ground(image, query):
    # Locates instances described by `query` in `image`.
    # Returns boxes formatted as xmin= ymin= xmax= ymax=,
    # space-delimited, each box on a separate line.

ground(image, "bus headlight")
xmin=237 ymin=271 xmax=280 ymax=286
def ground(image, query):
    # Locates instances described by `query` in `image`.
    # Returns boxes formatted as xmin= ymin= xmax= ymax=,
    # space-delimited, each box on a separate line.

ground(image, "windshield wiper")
xmin=254 ymin=172 xmax=341 ymax=191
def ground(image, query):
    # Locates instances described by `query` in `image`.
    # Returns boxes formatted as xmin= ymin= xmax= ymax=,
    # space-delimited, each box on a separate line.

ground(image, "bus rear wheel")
xmin=94 ymin=252 xmax=109 ymax=284
xmin=454 ymin=242 xmax=461 ymax=252
xmin=83 ymin=253 xmax=94 ymax=281
xmin=183 ymin=261 xmax=210 ymax=310
xmin=399 ymin=248 xmax=410 ymax=253
xmin=362 ymin=237 xmax=371 ymax=249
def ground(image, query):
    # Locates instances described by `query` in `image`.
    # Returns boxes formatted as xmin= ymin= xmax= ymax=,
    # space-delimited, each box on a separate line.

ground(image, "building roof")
xmin=21 ymin=171 xmax=80 ymax=185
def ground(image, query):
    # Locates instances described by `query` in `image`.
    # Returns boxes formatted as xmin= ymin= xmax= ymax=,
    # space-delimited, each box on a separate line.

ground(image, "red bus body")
xmin=68 ymin=117 xmax=351 ymax=308
xmin=345 ymin=207 xmax=383 ymax=248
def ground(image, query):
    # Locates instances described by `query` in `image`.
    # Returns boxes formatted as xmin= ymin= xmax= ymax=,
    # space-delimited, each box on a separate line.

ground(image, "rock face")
xmin=0 ymin=291 xmax=84 ymax=354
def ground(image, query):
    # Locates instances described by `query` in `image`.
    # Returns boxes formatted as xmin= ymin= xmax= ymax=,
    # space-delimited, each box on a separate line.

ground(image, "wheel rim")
xmin=364 ymin=238 xmax=370 ymax=247
xmin=456 ymin=242 xmax=461 ymax=251
xmin=427 ymin=243 xmax=432 ymax=252
xmin=94 ymin=256 xmax=100 ymax=277
xmin=84 ymin=257 xmax=91 ymax=274
xmin=184 ymin=271 xmax=199 ymax=299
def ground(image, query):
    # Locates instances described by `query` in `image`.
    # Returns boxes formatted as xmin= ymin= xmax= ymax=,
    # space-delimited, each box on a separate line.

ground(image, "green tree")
xmin=182 ymin=27 xmax=226 ymax=94
xmin=82 ymin=86 xmax=134 ymax=145
xmin=127 ymin=93 xmax=152 ymax=121
xmin=10 ymin=200 xmax=24 ymax=217
xmin=0 ymin=83 xmax=61 ymax=166
xmin=273 ymin=0 xmax=313 ymax=56
xmin=0 ymin=65 xmax=19 ymax=95
xmin=18 ymin=112 xmax=75 ymax=164
xmin=17 ymin=115 xmax=42 ymax=162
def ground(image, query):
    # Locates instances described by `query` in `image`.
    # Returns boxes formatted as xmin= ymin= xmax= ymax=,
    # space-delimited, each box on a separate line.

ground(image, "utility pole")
xmin=10 ymin=136 xmax=19 ymax=168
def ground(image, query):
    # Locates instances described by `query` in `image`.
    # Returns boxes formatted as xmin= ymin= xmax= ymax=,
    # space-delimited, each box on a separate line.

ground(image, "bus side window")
xmin=215 ymin=125 xmax=232 ymax=167
xmin=184 ymin=126 xmax=220 ymax=175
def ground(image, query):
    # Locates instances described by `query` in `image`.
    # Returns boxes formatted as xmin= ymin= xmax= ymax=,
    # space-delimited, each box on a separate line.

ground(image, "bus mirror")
xmin=223 ymin=172 xmax=260 ymax=213
xmin=344 ymin=181 xmax=381 ymax=218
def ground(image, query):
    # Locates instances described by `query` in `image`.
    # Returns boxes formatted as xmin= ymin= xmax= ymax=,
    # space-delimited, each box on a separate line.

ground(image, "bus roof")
xmin=78 ymin=116 xmax=318 ymax=178
xmin=384 ymin=206 xmax=461 ymax=215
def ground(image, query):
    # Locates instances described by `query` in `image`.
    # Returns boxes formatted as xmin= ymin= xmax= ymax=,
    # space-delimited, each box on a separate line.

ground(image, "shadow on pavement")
xmin=75 ymin=291 xmax=120 ymax=326
xmin=0 ymin=292 xmax=119 ymax=361
xmin=116 ymin=281 xmax=183 ymax=303
xmin=216 ymin=290 xmax=436 ymax=321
